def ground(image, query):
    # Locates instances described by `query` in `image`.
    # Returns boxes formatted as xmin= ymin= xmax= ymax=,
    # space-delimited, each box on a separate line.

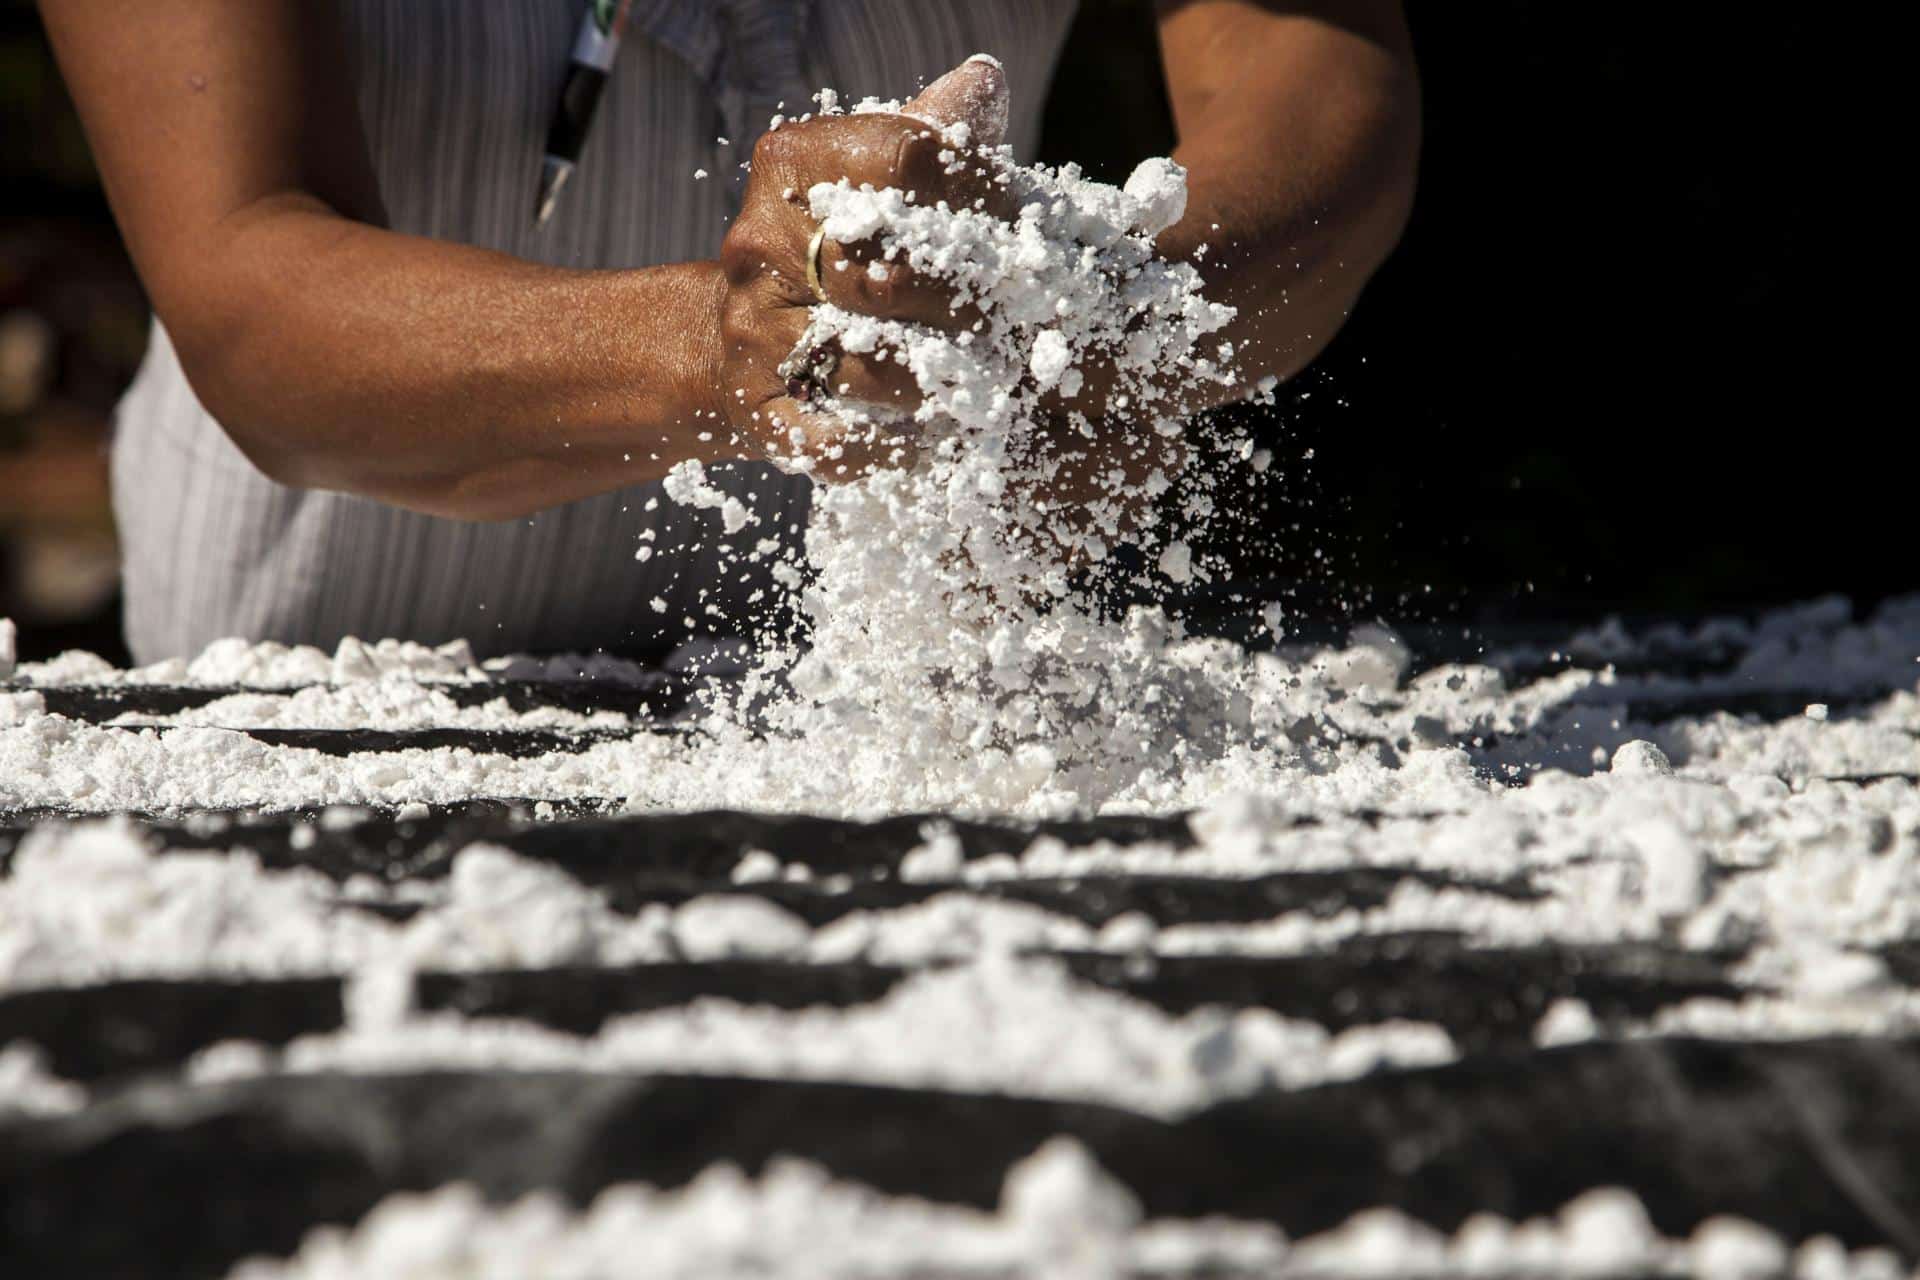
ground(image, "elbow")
xmin=1360 ymin=90 xmax=1421 ymax=281
xmin=1315 ymin=65 xmax=1420 ymax=307
xmin=1240 ymin=90 xmax=1421 ymax=386
xmin=1296 ymin=47 xmax=1424 ymax=308
xmin=168 ymin=313 xmax=324 ymax=490
xmin=1354 ymin=48 xmax=1424 ymax=283
xmin=1293 ymin=79 xmax=1422 ymax=332
xmin=168 ymin=314 xmax=535 ymax=523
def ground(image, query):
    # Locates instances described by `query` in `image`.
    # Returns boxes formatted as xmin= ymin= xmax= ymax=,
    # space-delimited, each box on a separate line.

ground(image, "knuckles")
xmin=890 ymin=128 xmax=947 ymax=193
xmin=749 ymin=124 xmax=802 ymax=180
xmin=717 ymin=282 xmax=803 ymax=363
xmin=719 ymin=205 xmax=784 ymax=287
xmin=759 ymin=111 xmax=945 ymax=197
xmin=716 ymin=287 xmax=755 ymax=351
xmin=716 ymin=109 xmax=997 ymax=422
xmin=717 ymin=228 xmax=760 ymax=288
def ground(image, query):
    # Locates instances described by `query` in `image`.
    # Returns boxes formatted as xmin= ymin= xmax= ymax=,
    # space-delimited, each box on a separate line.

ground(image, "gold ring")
xmin=804 ymin=224 xmax=830 ymax=304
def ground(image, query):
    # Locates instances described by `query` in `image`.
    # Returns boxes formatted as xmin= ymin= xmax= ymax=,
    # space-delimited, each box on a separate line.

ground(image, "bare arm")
xmin=1156 ymin=0 xmax=1420 ymax=387
xmin=37 ymin=0 xmax=754 ymax=520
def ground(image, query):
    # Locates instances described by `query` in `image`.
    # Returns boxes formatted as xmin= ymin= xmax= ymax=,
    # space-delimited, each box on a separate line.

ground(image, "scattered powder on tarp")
xmin=185 ymin=954 xmax=1456 ymax=1117
xmin=3 ymin=61 xmax=1918 ymax=1276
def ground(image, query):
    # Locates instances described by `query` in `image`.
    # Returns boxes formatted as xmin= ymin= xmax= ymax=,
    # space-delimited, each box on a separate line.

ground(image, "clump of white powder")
xmin=662 ymin=459 xmax=757 ymax=536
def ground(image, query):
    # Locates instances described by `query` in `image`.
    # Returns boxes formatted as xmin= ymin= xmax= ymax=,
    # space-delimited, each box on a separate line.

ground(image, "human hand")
xmin=708 ymin=57 xmax=1015 ymax=481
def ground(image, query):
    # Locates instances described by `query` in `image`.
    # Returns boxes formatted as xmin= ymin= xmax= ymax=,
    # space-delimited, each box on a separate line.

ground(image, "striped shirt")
xmin=113 ymin=0 xmax=1078 ymax=663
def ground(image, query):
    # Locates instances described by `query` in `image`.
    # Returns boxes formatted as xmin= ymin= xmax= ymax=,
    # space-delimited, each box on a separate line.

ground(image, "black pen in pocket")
xmin=534 ymin=0 xmax=636 ymax=227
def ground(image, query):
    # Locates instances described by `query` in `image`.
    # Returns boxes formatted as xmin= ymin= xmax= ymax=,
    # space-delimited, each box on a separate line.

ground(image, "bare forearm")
xmin=38 ymin=0 xmax=735 ymax=522
xmin=164 ymin=198 xmax=727 ymax=520
xmin=1157 ymin=1 xmax=1420 ymax=390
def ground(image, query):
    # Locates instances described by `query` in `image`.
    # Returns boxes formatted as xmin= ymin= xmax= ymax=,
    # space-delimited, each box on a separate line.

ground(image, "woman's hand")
xmin=708 ymin=58 xmax=1014 ymax=481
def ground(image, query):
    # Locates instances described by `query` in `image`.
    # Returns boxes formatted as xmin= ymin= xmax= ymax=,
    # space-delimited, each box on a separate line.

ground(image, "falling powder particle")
xmin=1158 ymin=540 xmax=1194 ymax=585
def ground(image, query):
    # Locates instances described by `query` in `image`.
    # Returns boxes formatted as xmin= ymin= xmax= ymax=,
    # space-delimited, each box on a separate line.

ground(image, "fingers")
xmin=771 ymin=112 xmax=1017 ymax=220
xmin=742 ymin=289 xmax=920 ymax=413
xmin=724 ymin=61 xmax=1020 ymax=458
xmin=718 ymin=257 xmax=926 ymax=474
xmin=902 ymin=56 xmax=1010 ymax=150
xmin=799 ymin=121 xmax=1011 ymax=327
xmin=817 ymin=341 xmax=921 ymax=409
xmin=814 ymin=238 xmax=985 ymax=331
xmin=732 ymin=113 xmax=1012 ymax=315
xmin=759 ymin=394 xmax=920 ymax=481
xmin=733 ymin=66 xmax=1019 ymax=330
xmin=885 ymin=121 xmax=1018 ymax=219
xmin=1034 ymin=341 xmax=1215 ymax=424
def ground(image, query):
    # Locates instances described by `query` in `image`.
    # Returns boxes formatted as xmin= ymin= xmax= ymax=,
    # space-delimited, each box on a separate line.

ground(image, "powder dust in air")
xmin=663 ymin=55 xmax=1291 ymax=817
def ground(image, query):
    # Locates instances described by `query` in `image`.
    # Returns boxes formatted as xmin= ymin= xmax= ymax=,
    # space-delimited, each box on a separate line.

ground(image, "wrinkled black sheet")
xmin=5 ymin=1041 xmax=1917 ymax=1277
xmin=4 ymin=625 xmax=1919 ymax=1275
xmin=2 ymin=937 xmax=1752 ymax=1085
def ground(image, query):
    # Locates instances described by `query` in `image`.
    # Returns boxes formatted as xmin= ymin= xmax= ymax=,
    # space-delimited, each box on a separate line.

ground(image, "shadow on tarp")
xmin=2 ymin=1039 xmax=1916 ymax=1277
xmin=0 ymin=935 xmax=1751 ymax=1086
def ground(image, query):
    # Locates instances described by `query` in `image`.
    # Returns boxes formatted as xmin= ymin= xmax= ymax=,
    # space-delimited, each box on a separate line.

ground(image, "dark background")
xmin=0 ymin=1 xmax=1893 ymax=663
